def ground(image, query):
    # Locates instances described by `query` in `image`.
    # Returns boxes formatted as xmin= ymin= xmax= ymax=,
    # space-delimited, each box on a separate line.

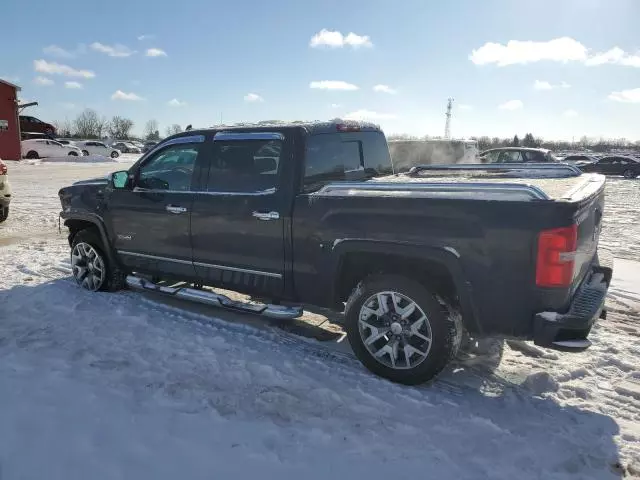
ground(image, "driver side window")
xmin=137 ymin=144 xmax=200 ymax=191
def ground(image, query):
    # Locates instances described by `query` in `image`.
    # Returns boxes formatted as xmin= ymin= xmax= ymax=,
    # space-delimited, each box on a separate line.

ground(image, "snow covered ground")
xmin=0 ymin=164 xmax=639 ymax=479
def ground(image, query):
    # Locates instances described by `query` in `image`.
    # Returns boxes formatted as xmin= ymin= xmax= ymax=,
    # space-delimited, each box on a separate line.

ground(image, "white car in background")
xmin=75 ymin=140 xmax=120 ymax=158
xmin=21 ymin=139 xmax=83 ymax=159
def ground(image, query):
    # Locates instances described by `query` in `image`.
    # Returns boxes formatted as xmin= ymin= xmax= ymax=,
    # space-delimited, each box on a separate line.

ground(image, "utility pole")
xmin=444 ymin=98 xmax=454 ymax=139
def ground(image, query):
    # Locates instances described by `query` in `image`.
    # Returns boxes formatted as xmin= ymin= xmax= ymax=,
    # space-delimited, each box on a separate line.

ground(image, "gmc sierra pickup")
xmin=58 ymin=121 xmax=613 ymax=385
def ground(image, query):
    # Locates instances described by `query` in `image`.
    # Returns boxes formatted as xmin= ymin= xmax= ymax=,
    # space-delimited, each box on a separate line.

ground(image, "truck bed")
xmin=363 ymin=165 xmax=606 ymax=202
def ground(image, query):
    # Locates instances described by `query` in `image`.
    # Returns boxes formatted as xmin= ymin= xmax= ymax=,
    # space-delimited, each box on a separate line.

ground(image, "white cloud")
xmin=310 ymin=80 xmax=359 ymax=91
xmin=146 ymin=48 xmax=167 ymax=57
xmin=244 ymin=93 xmax=264 ymax=102
xmin=344 ymin=109 xmax=396 ymax=120
xmin=585 ymin=47 xmax=640 ymax=67
xmin=534 ymin=80 xmax=570 ymax=90
xmin=470 ymin=37 xmax=587 ymax=66
xmin=43 ymin=45 xmax=74 ymax=58
xmin=330 ymin=103 xmax=342 ymax=108
xmin=34 ymin=76 xmax=54 ymax=86
xmin=471 ymin=37 xmax=640 ymax=68
xmin=137 ymin=34 xmax=155 ymax=41
xmin=65 ymin=81 xmax=83 ymax=89
xmin=90 ymin=42 xmax=135 ymax=57
xmin=111 ymin=90 xmax=143 ymax=101
xmin=309 ymin=29 xmax=373 ymax=49
xmin=608 ymin=88 xmax=640 ymax=103
xmin=458 ymin=104 xmax=473 ymax=110
xmin=498 ymin=100 xmax=523 ymax=110
xmin=34 ymin=59 xmax=95 ymax=78
xmin=167 ymin=98 xmax=187 ymax=107
xmin=563 ymin=109 xmax=578 ymax=117
xmin=373 ymin=84 xmax=397 ymax=94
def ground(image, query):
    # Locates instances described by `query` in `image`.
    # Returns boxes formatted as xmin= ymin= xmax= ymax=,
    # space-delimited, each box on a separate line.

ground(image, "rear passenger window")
xmin=304 ymin=134 xmax=363 ymax=190
xmin=205 ymin=139 xmax=282 ymax=193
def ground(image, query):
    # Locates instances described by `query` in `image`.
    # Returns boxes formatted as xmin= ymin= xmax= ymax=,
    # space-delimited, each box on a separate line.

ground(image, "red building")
xmin=0 ymin=79 xmax=21 ymax=160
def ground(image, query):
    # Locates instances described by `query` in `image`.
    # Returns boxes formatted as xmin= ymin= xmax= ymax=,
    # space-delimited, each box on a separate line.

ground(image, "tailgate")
xmin=570 ymin=179 xmax=605 ymax=293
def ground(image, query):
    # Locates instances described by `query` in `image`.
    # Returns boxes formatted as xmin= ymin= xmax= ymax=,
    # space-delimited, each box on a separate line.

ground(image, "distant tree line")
xmin=388 ymin=132 xmax=640 ymax=153
xmin=52 ymin=109 xmax=183 ymax=141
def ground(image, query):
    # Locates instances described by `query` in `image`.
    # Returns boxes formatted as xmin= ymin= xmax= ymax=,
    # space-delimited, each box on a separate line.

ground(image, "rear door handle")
xmin=252 ymin=211 xmax=280 ymax=221
xmin=166 ymin=205 xmax=188 ymax=214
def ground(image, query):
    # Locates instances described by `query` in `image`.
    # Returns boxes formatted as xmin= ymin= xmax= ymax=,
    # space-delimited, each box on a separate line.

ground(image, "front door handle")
xmin=166 ymin=205 xmax=188 ymax=214
xmin=252 ymin=211 xmax=280 ymax=221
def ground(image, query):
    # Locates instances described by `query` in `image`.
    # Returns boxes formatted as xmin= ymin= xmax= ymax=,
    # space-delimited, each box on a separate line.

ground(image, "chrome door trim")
xmin=117 ymin=250 xmax=193 ymax=265
xmin=193 ymin=261 xmax=283 ymax=279
xmin=117 ymin=251 xmax=283 ymax=279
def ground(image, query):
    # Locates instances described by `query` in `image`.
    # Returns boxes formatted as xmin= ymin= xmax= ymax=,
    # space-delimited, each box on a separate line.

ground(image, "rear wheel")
xmin=110 ymin=150 xmax=119 ymax=158
xmin=26 ymin=150 xmax=39 ymax=159
xmin=623 ymin=169 xmax=636 ymax=179
xmin=71 ymin=229 xmax=126 ymax=292
xmin=345 ymin=274 xmax=460 ymax=385
xmin=0 ymin=206 xmax=8 ymax=223
xmin=82 ymin=150 xmax=89 ymax=156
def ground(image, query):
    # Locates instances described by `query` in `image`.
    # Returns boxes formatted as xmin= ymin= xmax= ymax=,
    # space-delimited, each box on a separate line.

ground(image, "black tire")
xmin=623 ymin=169 xmax=636 ymax=179
xmin=82 ymin=150 xmax=89 ymax=156
xmin=26 ymin=150 xmax=39 ymax=159
xmin=110 ymin=150 xmax=119 ymax=158
xmin=71 ymin=229 xmax=126 ymax=292
xmin=0 ymin=206 xmax=8 ymax=223
xmin=68 ymin=151 xmax=78 ymax=156
xmin=344 ymin=274 xmax=460 ymax=385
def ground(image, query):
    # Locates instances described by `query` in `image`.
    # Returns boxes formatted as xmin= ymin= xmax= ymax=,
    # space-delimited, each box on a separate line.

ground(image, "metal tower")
xmin=444 ymin=97 xmax=454 ymax=139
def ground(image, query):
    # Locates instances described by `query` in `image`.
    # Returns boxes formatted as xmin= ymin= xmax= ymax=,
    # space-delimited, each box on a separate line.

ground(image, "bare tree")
xmin=108 ymin=116 xmax=135 ymax=139
xmin=96 ymin=115 xmax=109 ymax=138
xmin=165 ymin=124 xmax=182 ymax=137
xmin=52 ymin=118 xmax=74 ymax=137
xmin=144 ymin=119 xmax=160 ymax=140
xmin=74 ymin=109 xmax=102 ymax=138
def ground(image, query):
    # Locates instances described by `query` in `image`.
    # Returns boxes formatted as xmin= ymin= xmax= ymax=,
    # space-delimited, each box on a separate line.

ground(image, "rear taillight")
xmin=536 ymin=224 xmax=578 ymax=288
xmin=336 ymin=123 xmax=361 ymax=132
xmin=0 ymin=162 xmax=6 ymax=175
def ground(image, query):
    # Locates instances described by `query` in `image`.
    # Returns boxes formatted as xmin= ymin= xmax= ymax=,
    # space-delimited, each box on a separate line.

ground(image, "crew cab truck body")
xmin=59 ymin=121 xmax=612 ymax=385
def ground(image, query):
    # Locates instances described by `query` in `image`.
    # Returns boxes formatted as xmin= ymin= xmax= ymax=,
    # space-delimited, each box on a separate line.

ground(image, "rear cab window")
xmin=303 ymin=131 xmax=392 ymax=192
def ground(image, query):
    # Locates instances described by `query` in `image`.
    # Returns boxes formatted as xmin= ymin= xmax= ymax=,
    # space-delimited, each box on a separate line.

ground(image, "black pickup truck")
xmin=59 ymin=121 xmax=613 ymax=385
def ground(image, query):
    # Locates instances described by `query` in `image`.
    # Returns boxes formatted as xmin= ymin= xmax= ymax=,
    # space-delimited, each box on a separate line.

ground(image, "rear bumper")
xmin=533 ymin=249 xmax=613 ymax=351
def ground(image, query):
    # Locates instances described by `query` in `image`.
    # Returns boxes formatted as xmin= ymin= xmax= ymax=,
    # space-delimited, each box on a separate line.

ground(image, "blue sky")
xmin=3 ymin=0 xmax=640 ymax=140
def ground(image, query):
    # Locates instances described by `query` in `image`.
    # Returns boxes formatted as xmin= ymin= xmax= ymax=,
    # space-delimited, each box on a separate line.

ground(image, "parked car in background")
xmin=112 ymin=142 xmax=142 ymax=154
xmin=579 ymin=155 xmax=640 ymax=178
xmin=559 ymin=154 xmax=598 ymax=166
xmin=0 ymin=159 xmax=11 ymax=223
xmin=76 ymin=140 xmax=120 ymax=158
xmin=142 ymin=141 xmax=158 ymax=153
xmin=130 ymin=141 xmax=145 ymax=150
xmin=21 ymin=139 xmax=83 ymax=159
xmin=480 ymin=147 xmax=559 ymax=163
xmin=21 ymin=131 xmax=54 ymax=141
xmin=19 ymin=116 xmax=56 ymax=136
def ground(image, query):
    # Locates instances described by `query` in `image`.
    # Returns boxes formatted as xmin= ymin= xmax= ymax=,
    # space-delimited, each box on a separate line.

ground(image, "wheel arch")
xmin=331 ymin=240 xmax=480 ymax=334
xmin=63 ymin=214 xmax=117 ymax=265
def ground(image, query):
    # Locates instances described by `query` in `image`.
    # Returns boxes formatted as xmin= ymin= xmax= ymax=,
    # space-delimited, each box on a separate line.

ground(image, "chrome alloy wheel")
xmin=71 ymin=242 xmax=106 ymax=291
xmin=358 ymin=291 xmax=433 ymax=369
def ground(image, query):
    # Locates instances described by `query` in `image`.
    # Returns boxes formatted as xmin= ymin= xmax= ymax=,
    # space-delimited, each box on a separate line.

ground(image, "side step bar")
xmin=125 ymin=275 xmax=303 ymax=320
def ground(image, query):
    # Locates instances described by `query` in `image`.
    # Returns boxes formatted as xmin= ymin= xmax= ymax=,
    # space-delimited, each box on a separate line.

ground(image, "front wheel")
xmin=345 ymin=274 xmax=459 ymax=385
xmin=110 ymin=150 xmax=119 ymax=158
xmin=623 ymin=169 xmax=636 ymax=179
xmin=68 ymin=151 xmax=78 ymax=156
xmin=71 ymin=229 xmax=126 ymax=292
xmin=26 ymin=150 xmax=39 ymax=159
xmin=82 ymin=150 xmax=89 ymax=156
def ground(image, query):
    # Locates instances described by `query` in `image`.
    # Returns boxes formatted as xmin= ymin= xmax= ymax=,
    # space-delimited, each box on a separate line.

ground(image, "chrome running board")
xmin=125 ymin=275 xmax=303 ymax=320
